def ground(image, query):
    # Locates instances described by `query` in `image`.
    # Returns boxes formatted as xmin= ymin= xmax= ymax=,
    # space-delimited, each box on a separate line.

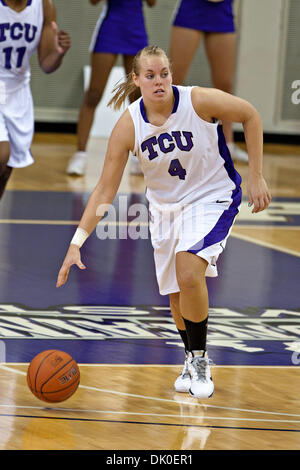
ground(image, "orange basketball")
xmin=27 ymin=350 xmax=80 ymax=403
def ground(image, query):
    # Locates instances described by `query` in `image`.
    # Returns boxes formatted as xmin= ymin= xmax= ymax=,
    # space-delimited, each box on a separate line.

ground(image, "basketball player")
xmin=0 ymin=0 xmax=71 ymax=199
xmin=66 ymin=0 xmax=156 ymax=177
xmin=169 ymin=0 xmax=248 ymax=162
xmin=56 ymin=46 xmax=271 ymax=399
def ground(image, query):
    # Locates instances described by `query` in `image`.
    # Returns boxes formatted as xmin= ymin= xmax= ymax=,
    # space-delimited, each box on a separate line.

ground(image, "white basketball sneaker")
xmin=66 ymin=151 xmax=87 ymax=176
xmin=174 ymin=352 xmax=192 ymax=393
xmin=227 ymin=142 xmax=248 ymax=163
xmin=188 ymin=350 xmax=214 ymax=399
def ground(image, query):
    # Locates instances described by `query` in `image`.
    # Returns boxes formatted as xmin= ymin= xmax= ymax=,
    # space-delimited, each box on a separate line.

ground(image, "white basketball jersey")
xmin=128 ymin=85 xmax=242 ymax=208
xmin=0 ymin=0 xmax=44 ymax=93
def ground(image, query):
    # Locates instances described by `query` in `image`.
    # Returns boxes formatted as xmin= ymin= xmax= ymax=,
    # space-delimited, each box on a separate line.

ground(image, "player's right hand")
xmin=56 ymin=245 xmax=86 ymax=288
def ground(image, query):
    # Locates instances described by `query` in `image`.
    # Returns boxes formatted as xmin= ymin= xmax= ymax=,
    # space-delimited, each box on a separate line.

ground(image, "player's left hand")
xmin=247 ymin=174 xmax=271 ymax=213
xmin=51 ymin=21 xmax=71 ymax=56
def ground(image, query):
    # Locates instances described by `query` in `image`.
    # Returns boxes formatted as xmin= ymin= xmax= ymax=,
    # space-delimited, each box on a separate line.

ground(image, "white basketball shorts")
xmin=149 ymin=195 xmax=241 ymax=296
xmin=0 ymin=83 xmax=34 ymax=168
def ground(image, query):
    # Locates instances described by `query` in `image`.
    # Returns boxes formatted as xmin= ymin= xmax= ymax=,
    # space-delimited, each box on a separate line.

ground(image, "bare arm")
xmin=192 ymin=87 xmax=271 ymax=213
xmin=38 ymin=0 xmax=71 ymax=73
xmin=56 ymin=110 xmax=135 ymax=287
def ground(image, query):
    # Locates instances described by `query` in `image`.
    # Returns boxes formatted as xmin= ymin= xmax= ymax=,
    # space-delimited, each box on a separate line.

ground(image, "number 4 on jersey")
xmin=168 ymin=158 xmax=186 ymax=180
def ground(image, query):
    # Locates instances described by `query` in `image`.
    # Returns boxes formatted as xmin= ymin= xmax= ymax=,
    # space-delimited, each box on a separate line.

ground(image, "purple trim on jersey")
xmin=172 ymin=85 xmax=180 ymax=113
xmin=187 ymin=125 xmax=242 ymax=254
xmin=139 ymin=86 xmax=180 ymax=124
xmin=139 ymin=98 xmax=149 ymax=123
xmin=217 ymin=124 xmax=242 ymax=190
xmin=0 ymin=0 xmax=32 ymax=5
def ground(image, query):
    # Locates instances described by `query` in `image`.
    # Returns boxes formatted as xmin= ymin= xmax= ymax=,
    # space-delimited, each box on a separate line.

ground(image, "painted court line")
xmin=232 ymin=225 xmax=300 ymax=230
xmin=1 ymin=363 xmax=298 ymax=369
xmin=0 ymin=219 xmax=79 ymax=225
xmin=1 ymin=412 xmax=300 ymax=433
xmin=230 ymin=231 xmax=300 ymax=257
xmin=1 ymin=364 xmax=300 ymax=420
xmin=1 ymin=219 xmax=300 ymax=231
xmin=0 ymin=403 xmax=299 ymax=425
xmin=0 ymin=219 xmax=298 ymax=257
xmin=0 ymin=220 xmax=148 ymax=226
xmin=79 ymin=383 xmax=300 ymax=419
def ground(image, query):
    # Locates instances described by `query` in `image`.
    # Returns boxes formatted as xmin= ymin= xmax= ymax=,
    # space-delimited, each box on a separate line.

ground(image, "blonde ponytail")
xmin=107 ymin=73 xmax=137 ymax=111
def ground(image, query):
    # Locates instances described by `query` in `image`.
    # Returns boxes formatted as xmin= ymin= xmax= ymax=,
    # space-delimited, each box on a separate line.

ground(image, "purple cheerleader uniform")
xmin=90 ymin=0 xmax=149 ymax=55
xmin=173 ymin=0 xmax=235 ymax=33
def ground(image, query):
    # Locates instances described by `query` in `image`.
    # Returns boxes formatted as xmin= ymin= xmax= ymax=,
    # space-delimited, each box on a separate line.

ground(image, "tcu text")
xmin=141 ymin=131 xmax=194 ymax=160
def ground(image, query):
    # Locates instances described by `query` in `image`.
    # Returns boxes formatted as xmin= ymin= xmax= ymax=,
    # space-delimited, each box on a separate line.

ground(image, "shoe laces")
xmin=190 ymin=356 xmax=211 ymax=383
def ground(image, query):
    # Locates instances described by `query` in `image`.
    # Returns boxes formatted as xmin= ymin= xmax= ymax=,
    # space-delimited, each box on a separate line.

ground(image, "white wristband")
xmin=70 ymin=227 xmax=89 ymax=248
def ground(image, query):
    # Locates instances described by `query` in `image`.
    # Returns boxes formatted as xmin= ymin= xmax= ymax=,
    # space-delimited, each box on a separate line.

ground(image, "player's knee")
xmin=84 ymin=88 xmax=103 ymax=108
xmin=177 ymin=268 xmax=200 ymax=291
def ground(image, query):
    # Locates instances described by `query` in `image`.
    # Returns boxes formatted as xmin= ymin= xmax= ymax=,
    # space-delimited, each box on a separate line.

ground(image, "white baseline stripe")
xmin=1 ymin=364 xmax=300 ymax=419
xmin=78 ymin=384 xmax=300 ymax=418
xmin=1 ymin=363 xmax=299 ymax=369
xmin=0 ymin=404 xmax=299 ymax=425
xmin=1 ymin=363 xmax=298 ymax=369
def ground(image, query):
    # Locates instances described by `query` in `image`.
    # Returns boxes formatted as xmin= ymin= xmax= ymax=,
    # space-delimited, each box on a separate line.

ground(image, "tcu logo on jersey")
xmin=141 ymin=131 xmax=194 ymax=181
xmin=0 ymin=22 xmax=38 ymax=43
xmin=0 ymin=22 xmax=38 ymax=70
xmin=141 ymin=131 xmax=194 ymax=160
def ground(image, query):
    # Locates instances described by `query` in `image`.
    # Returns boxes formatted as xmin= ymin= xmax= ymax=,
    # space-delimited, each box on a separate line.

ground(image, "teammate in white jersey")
xmin=56 ymin=46 xmax=271 ymax=398
xmin=0 ymin=0 xmax=71 ymax=199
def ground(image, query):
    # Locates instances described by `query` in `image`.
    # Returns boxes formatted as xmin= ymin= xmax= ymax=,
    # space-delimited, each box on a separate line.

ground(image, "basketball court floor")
xmin=0 ymin=133 xmax=299 ymax=451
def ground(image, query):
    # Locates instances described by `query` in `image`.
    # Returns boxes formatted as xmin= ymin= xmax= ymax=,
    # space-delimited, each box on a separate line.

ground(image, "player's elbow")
xmin=39 ymin=58 xmax=60 ymax=74
xmin=40 ymin=64 xmax=53 ymax=74
xmin=241 ymin=102 xmax=262 ymax=127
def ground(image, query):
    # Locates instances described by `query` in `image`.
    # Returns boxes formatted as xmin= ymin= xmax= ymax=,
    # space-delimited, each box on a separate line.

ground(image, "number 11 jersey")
xmin=0 ymin=0 xmax=43 ymax=94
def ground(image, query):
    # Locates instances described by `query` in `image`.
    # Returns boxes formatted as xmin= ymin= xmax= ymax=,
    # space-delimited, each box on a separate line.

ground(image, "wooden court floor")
xmin=1 ymin=134 xmax=300 ymax=451
xmin=1 ymin=364 xmax=300 ymax=450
